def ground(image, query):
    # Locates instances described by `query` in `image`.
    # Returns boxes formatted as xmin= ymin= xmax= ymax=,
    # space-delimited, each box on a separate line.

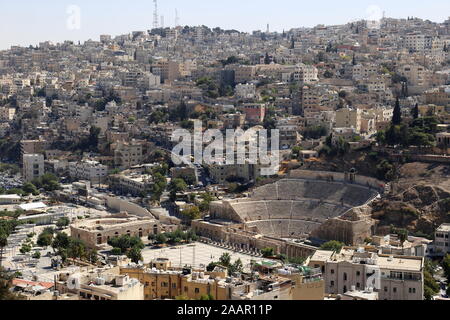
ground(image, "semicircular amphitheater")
xmin=208 ymin=176 xmax=382 ymax=241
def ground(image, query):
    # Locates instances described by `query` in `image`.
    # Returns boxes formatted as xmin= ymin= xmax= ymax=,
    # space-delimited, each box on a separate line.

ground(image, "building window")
xmin=195 ymin=288 xmax=200 ymax=294
xmin=356 ymin=271 xmax=361 ymax=277
xmin=393 ymin=288 xmax=397 ymax=293
xmin=343 ymin=273 xmax=347 ymax=281
xmin=172 ymin=283 xmax=177 ymax=289
xmin=330 ymin=269 xmax=335 ymax=274
xmin=330 ymin=281 xmax=334 ymax=287
xmin=384 ymin=287 xmax=388 ymax=292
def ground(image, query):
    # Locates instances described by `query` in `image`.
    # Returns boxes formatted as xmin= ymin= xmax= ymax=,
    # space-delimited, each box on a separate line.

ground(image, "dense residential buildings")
xmin=0 ymin=11 xmax=449 ymax=304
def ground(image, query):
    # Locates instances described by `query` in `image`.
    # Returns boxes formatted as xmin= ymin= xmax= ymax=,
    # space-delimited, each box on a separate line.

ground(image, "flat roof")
xmin=310 ymin=250 xmax=334 ymax=262
xmin=18 ymin=202 xmax=48 ymax=211
xmin=0 ymin=194 xmax=21 ymax=199
xmin=437 ymin=224 xmax=450 ymax=232
xmin=376 ymin=256 xmax=422 ymax=272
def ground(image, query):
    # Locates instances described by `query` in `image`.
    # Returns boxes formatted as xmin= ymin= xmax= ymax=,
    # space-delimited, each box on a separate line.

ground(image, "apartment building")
xmin=434 ymin=224 xmax=450 ymax=255
xmin=276 ymin=121 xmax=301 ymax=149
xmin=240 ymin=104 xmax=266 ymax=124
xmin=235 ymin=83 xmax=256 ymax=100
xmin=221 ymin=113 xmax=246 ymax=129
xmin=151 ymin=60 xmax=181 ymax=83
xmin=403 ymin=33 xmax=427 ymax=52
xmin=0 ymin=107 xmax=15 ymax=121
xmin=233 ymin=66 xmax=256 ymax=84
xmin=68 ymin=160 xmax=108 ymax=184
xmin=309 ymin=248 xmax=424 ymax=300
xmin=352 ymin=64 xmax=379 ymax=80
xmin=22 ymin=153 xmax=44 ymax=182
xmin=424 ymin=87 xmax=450 ymax=106
xmin=335 ymin=107 xmax=362 ymax=133
xmin=398 ymin=64 xmax=431 ymax=88
xmin=208 ymin=162 xmax=262 ymax=185
xmin=283 ymin=64 xmax=319 ymax=84
xmin=20 ymin=139 xmax=46 ymax=157
xmin=120 ymin=262 xmax=322 ymax=300
xmin=109 ymin=171 xmax=154 ymax=196
xmin=56 ymin=267 xmax=144 ymax=300
xmin=114 ymin=140 xmax=144 ymax=169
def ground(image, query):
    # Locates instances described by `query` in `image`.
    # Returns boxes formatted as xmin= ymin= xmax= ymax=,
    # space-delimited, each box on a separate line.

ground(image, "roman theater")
xmin=192 ymin=170 xmax=387 ymax=258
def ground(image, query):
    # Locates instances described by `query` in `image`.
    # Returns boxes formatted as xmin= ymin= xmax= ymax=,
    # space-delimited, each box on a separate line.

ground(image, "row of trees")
xmin=377 ymin=99 xmax=439 ymax=148
xmin=108 ymin=235 xmax=144 ymax=264
xmin=150 ymin=229 xmax=199 ymax=246
xmin=36 ymin=228 xmax=97 ymax=264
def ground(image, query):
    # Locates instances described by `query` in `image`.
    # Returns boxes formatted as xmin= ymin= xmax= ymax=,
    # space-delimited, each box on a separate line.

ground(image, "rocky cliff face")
xmin=371 ymin=185 xmax=450 ymax=236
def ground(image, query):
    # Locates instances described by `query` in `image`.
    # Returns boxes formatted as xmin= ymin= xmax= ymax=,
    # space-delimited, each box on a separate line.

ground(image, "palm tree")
xmin=219 ymin=253 xmax=231 ymax=267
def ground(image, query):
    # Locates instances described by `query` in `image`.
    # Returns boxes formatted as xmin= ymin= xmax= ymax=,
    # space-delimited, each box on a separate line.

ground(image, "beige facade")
xmin=434 ymin=224 xmax=450 ymax=254
xmin=70 ymin=217 xmax=160 ymax=249
xmin=56 ymin=267 xmax=144 ymax=300
xmin=114 ymin=140 xmax=144 ymax=169
xmin=335 ymin=107 xmax=362 ymax=133
xmin=309 ymin=247 xmax=424 ymax=300
xmin=22 ymin=153 xmax=44 ymax=182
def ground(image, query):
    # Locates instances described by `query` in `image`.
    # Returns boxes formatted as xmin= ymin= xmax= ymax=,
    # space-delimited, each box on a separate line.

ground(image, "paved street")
xmin=141 ymin=242 xmax=273 ymax=271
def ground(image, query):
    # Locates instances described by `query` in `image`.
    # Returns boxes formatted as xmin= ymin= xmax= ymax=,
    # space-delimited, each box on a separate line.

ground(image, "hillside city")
xmin=0 ymin=15 xmax=450 ymax=302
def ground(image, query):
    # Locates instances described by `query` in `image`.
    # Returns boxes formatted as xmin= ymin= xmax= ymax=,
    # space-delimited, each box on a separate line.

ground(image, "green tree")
xmin=442 ymin=254 xmax=450 ymax=282
xmin=0 ymin=268 xmax=24 ymax=300
xmin=127 ymin=246 xmax=143 ymax=264
xmin=151 ymin=173 xmax=167 ymax=202
xmin=169 ymin=178 xmax=188 ymax=201
xmin=261 ymin=247 xmax=275 ymax=258
xmin=56 ymin=217 xmax=70 ymax=229
xmin=0 ymin=234 xmax=7 ymax=268
xmin=37 ymin=231 xmax=53 ymax=247
xmin=154 ymin=233 xmax=167 ymax=245
xmin=392 ymin=98 xmax=402 ymax=126
xmin=22 ymin=183 xmax=39 ymax=196
xmin=320 ymin=241 xmax=345 ymax=252
xmin=52 ymin=232 xmax=70 ymax=252
xmin=219 ymin=253 xmax=231 ymax=268
xmin=424 ymin=270 xmax=439 ymax=300
xmin=412 ymin=103 xmax=419 ymax=120
xmin=20 ymin=243 xmax=32 ymax=254
xmin=229 ymin=258 xmax=244 ymax=275
xmin=181 ymin=206 xmax=201 ymax=221
xmin=67 ymin=239 xmax=86 ymax=260
xmin=111 ymin=248 xmax=122 ymax=256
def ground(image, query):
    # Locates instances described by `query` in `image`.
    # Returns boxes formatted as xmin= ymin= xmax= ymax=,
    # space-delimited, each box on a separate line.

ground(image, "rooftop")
xmin=376 ymin=255 xmax=423 ymax=272
xmin=310 ymin=250 xmax=334 ymax=262
xmin=437 ymin=224 xmax=450 ymax=232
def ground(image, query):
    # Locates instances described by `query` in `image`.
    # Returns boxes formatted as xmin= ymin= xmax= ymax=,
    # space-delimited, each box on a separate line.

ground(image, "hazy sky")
xmin=1 ymin=0 xmax=449 ymax=50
